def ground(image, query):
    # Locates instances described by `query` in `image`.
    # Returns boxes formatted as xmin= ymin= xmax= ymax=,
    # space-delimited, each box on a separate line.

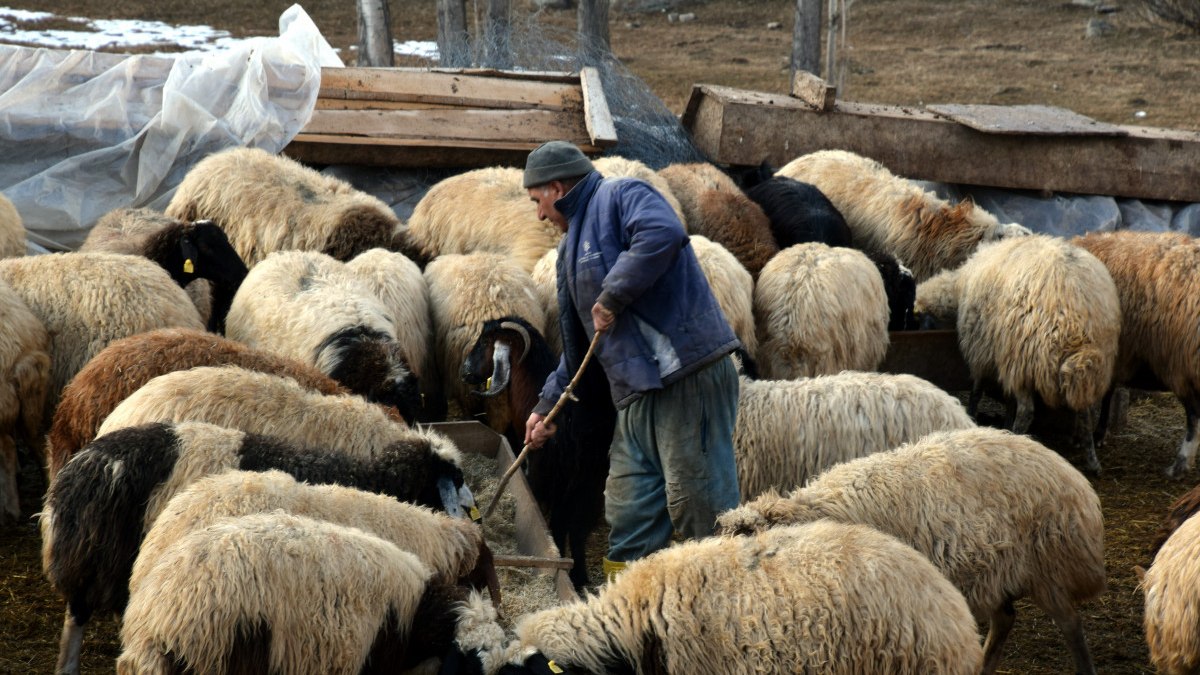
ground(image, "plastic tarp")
xmin=0 ymin=4 xmax=342 ymax=253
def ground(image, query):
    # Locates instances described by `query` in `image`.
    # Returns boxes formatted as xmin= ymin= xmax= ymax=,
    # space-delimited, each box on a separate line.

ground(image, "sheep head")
xmin=461 ymin=318 xmax=534 ymax=399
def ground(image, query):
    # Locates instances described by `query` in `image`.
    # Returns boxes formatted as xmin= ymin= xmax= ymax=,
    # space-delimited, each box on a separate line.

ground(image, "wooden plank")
xmin=580 ymin=67 xmax=618 ymax=146
xmin=878 ymin=330 xmax=972 ymax=393
xmin=423 ymin=421 xmax=500 ymax=459
xmin=425 ymin=67 xmax=582 ymax=83
xmin=301 ymin=108 xmax=592 ymax=144
xmin=314 ymin=98 xmax=462 ymax=111
xmin=284 ymin=134 xmax=606 ymax=168
xmin=318 ymin=67 xmax=584 ymax=111
xmin=682 ymin=84 xmax=1200 ymax=202
xmin=927 ymin=103 xmax=1128 ymax=136
xmin=790 ymin=70 xmax=836 ymax=112
xmin=493 ymin=554 xmax=576 ymax=570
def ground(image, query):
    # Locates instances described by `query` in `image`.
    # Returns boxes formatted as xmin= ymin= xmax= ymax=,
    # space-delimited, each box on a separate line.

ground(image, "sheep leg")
xmin=1074 ymin=407 xmax=1101 ymax=475
xmin=1092 ymin=386 xmax=1115 ymax=447
xmin=980 ymin=599 xmax=1016 ymax=675
xmin=1051 ymin=609 xmax=1097 ymax=675
xmin=1166 ymin=399 xmax=1200 ymax=478
xmin=55 ymin=607 xmax=84 ymax=675
xmin=967 ymin=380 xmax=985 ymax=419
xmin=1011 ymin=393 xmax=1036 ymax=435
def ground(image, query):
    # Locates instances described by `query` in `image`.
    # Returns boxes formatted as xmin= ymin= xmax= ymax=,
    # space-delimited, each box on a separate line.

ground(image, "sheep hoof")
xmin=1164 ymin=459 xmax=1191 ymax=479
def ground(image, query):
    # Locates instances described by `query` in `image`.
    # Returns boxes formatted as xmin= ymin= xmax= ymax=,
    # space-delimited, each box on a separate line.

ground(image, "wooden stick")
xmin=492 ymin=554 xmax=576 ymax=570
xmin=483 ymin=327 xmax=606 ymax=519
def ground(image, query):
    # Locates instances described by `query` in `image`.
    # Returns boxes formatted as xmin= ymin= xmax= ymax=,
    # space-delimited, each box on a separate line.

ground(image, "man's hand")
xmin=524 ymin=412 xmax=558 ymax=449
xmin=591 ymin=302 xmax=615 ymax=333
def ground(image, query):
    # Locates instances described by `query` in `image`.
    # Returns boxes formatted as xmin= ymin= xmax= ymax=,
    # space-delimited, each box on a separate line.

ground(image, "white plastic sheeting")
xmin=0 ymin=4 xmax=342 ymax=253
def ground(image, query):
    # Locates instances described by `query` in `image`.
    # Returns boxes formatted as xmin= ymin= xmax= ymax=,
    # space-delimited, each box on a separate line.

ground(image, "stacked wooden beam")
xmin=284 ymin=66 xmax=617 ymax=168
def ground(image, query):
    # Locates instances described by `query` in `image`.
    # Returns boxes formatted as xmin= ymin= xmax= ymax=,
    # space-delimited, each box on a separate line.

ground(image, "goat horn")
xmin=499 ymin=321 xmax=530 ymax=365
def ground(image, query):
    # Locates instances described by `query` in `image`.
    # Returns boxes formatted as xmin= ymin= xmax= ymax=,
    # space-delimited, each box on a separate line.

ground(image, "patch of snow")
xmin=394 ymin=39 xmax=438 ymax=61
xmin=0 ymin=6 xmax=244 ymax=52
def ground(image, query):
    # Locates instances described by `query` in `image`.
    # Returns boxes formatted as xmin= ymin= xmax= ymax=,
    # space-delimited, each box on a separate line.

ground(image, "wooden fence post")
xmin=578 ymin=0 xmax=611 ymax=60
xmin=790 ymin=0 xmax=821 ymax=79
xmin=357 ymin=0 xmax=394 ymax=67
xmin=437 ymin=0 xmax=471 ymax=67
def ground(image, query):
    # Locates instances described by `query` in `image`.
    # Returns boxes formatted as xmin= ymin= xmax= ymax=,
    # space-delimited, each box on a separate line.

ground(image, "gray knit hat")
xmin=523 ymin=141 xmax=595 ymax=188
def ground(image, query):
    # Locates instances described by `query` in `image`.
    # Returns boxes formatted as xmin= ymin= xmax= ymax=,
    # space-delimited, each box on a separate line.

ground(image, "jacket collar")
xmin=554 ymin=170 xmax=603 ymax=227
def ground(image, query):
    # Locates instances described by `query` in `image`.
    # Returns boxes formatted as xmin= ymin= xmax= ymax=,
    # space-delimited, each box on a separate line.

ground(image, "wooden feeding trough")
xmin=284 ymin=66 xmax=618 ymax=169
xmin=426 ymin=421 xmax=579 ymax=604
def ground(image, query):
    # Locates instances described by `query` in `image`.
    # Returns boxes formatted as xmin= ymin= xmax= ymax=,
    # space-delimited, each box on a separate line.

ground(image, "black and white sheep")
xmin=0 ymin=192 xmax=24 ymax=258
xmin=80 ymin=207 xmax=248 ymax=333
xmin=460 ymin=315 xmax=616 ymax=590
xmin=425 ymin=252 xmax=545 ymax=424
xmin=44 ymin=327 xmax=348 ymax=479
xmin=117 ymin=512 xmax=458 ymax=675
xmin=0 ymin=279 xmax=49 ymax=524
xmin=658 ymin=162 xmax=778 ymax=277
xmin=1072 ymin=230 xmax=1200 ymax=477
xmin=165 ymin=146 xmax=400 ymax=266
xmin=753 ymin=242 xmax=889 ymax=378
xmin=914 ymin=234 xmax=1120 ymax=473
xmin=42 ymin=420 xmax=473 ymax=675
xmin=733 ymin=367 xmax=975 ymax=499
xmin=743 ymin=174 xmax=853 ymax=249
xmin=718 ymin=426 xmax=1107 ymax=675
xmin=455 ymin=520 xmax=983 ymax=674
xmin=0 ymin=252 xmax=204 ymax=422
xmin=226 ymin=250 xmax=421 ymax=423
xmin=777 ymin=149 xmax=1031 ymax=282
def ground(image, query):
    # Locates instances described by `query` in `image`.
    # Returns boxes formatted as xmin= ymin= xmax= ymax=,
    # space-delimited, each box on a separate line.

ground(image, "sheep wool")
xmin=734 ymin=369 xmax=974 ymax=499
xmin=0 ymin=192 xmax=23 ymax=259
xmin=117 ymin=512 xmax=431 ymax=675
xmin=717 ymin=427 xmax=1106 ymax=675
xmin=592 ymin=155 xmax=688 ymax=228
xmin=1073 ymin=230 xmax=1200 ymax=477
xmin=424 ymin=252 xmax=545 ymax=420
xmin=953 ymin=234 xmax=1120 ymax=472
xmin=777 ymin=149 xmax=1031 ymax=281
xmin=0 ymin=252 xmax=204 ymax=421
xmin=753 ymin=242 xmax=888 ymax=378
xmin=0 ymin=279 xmax=49 ymax=523
xmin=1144 ymin=511 xmax=1200 ymax=675
xmin=530 ymin=248 xmax=562 ymax=356
xmin=660 ymin=162 xmax=777 ymax=277
xmin=165 ymin=147 xmax=399 ymax=266
xmin=405 ymin=167 xmax=563 ymax=273
xmin=689 ymin=236 xmax=756 ymax=360
xmin=45 ymin=328 xmax=346 ymax=478
xmin=130 ymin=469 xmax=484 ymax=596
xmin=505 ymin=521 xmax=983 ymax=675
xmin=345 ymin=247 xmax=433 ymax=380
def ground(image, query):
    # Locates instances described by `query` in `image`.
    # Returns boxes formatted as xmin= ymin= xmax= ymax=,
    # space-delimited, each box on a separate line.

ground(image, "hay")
xmin=459 ymin=450 xmax=566 ymax=629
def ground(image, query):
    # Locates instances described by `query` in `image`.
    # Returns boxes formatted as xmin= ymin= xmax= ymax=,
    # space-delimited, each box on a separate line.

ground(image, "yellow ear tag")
xmin=547 ymin=660 xmax=564 ymax=674
xmin=183 ymin=258 xmax=194 ymax=274
xmin=484 ymin=376 xmax=492 ymax=390
xmin=469 ymin=506 xmax=481 ymax=523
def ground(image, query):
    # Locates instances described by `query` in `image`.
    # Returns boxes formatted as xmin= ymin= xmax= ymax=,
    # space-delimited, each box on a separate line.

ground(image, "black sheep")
xmin=745 ymin=176 xmax=854 ymax=250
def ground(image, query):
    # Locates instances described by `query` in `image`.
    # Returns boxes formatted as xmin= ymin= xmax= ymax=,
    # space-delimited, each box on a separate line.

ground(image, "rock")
xmin=767 ymin=21 xmax=783 ymax=29
xmin=667 ymin=12 xmax=678 ymax=22
xmin=1085 ymin=17 xmax=1115 ymax=37
xmin=678 ymin=12 xmax=696 ymax=22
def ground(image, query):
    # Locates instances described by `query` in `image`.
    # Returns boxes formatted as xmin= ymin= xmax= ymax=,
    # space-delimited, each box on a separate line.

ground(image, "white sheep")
xmin=717 ymin=426 xmax=1106 ymax=675
xmin=530 ymin=248 xmax=562 ymax=356
xmin=777 ymin=149 xmax=1031 ymax=281
xmin=753 ymin=242 xmax=889 ymax=378
xmin=0 ymin=252 xmax=204 ymax=421
xmin=404 ymin=167 xmax=564 ymax=273
xmin=659 ymin=162 xmax=777 ymax=277
xmin=462 ymin=520 xmax=982 ymax=674
xmin=592 ymin=155 xmax=688 ymax=227
xmin=117 ymin=512 xmax=434 ymax=675
xmin=689 ymin=235 xmax=757 ymax=361
xmin=0 ymin=279 xmax=49 ymax=524
xmin=345 ymin=247 xmax=433 ymax=382
xmin=0 ymin=191 xmax=25 ymax=258
xmin=225 ymin=250 xmax=421 ymax=422
xmin=1143 ymin=509 xmax=1200 ymax=675
xmin=733 ymin=368 xmax=975 ymax=499
xmin=424 ymin=252 xmax=545 ymax=423
xmin=1073 ymin=230 xmax=1200 ymax=477
xmin=915 ymin=234 xmax=1121 ymax=473
xmin=165 ymin=146 xmax=400 ymax=266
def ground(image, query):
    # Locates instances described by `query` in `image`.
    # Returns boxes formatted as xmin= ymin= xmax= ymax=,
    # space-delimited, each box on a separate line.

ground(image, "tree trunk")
xmin=483 ymin=0 xmax=512 ymax=69
xmin=437 ymin=0 xmax=471 ymax=67
xmin=356 ymin=0 xmax=394 ymax=67
xmin=578 ymin=0 xmax=610 ymax=62
xmin=790 ymin=0 xmax=821 ymax=79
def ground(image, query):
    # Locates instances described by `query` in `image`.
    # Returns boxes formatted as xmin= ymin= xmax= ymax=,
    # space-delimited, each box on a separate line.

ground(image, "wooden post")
xmin=578 ymin=0 xmax=611 ymax=61
xmin=790 ymin=0 xmax=821 ymax=80
xmin=356 ymin=0 xmax=394 ymax=67
xmin=437 ymin=0 xmax=471 ymax=67
xmin=483 ymin=0 xmax=512 ymax=69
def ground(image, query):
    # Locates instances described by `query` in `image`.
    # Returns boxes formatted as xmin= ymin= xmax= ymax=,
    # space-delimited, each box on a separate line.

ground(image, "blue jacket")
xmin=535 ymin=170 xmax=740 ymax=411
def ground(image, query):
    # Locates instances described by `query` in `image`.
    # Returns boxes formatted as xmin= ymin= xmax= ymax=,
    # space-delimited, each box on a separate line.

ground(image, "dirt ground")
xmin=2 ymin=0 xmax=1199 ymax=673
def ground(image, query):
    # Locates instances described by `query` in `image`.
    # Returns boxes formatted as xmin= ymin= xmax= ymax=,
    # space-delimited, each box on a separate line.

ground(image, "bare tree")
xmin=791 ymin=0 xmax=821 ymax=78
xmin=438 ymin=0 xmax=471 ymax=66
xmin=357 ymin=0 xmax=394 ymax=66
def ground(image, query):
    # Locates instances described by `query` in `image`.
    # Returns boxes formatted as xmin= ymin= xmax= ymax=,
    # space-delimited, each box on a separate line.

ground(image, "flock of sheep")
xmin=2 ymin=142 xmax=1200 ymax=674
